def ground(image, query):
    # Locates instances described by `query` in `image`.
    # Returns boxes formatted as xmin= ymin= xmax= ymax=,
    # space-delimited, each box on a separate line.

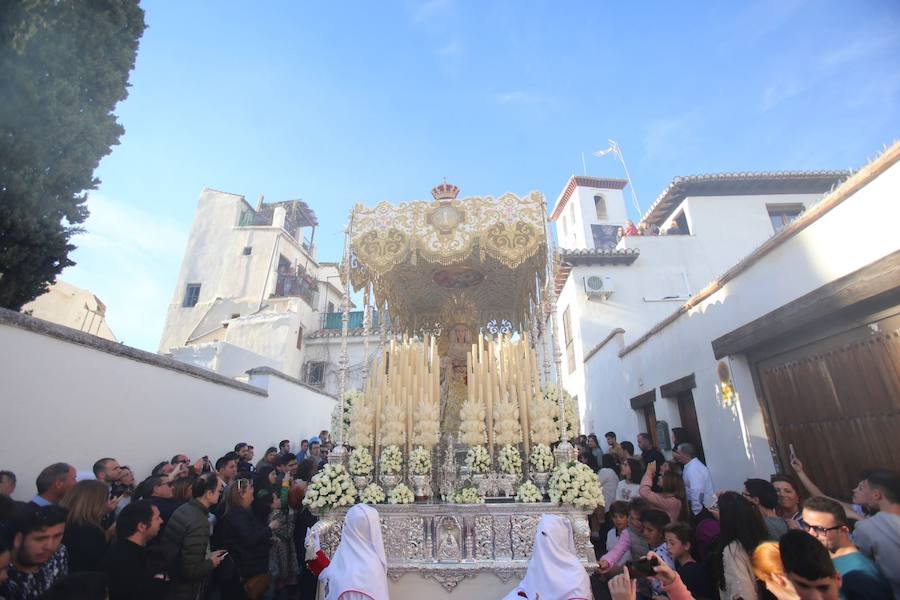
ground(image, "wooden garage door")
xmin=760 ymin=329 xmax=900 ymax=498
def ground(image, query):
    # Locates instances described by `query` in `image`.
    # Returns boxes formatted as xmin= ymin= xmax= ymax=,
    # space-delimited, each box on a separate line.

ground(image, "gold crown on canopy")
xmin=431 ymin=180 xmax=460 ymax=201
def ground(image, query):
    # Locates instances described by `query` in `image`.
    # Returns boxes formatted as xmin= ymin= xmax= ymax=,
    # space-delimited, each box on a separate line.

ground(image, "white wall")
xmin=0 ymin=313 xmax=335 ymax=503
xmin=583 ymin=158 xmax=900 ymax=491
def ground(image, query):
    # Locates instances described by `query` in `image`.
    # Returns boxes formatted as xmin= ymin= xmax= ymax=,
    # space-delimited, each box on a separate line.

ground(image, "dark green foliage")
xmin=0 ymin=0 xmax=145 ymax=309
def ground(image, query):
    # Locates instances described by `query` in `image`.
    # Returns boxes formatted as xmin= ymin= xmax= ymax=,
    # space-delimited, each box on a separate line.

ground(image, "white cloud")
xmin=761 ymin=81 xmax=805 ymax=111
xmin=641 ymin=111 xmax=701 ymax=160
xmin=63 ymin=193 xmax=188 ymax=352
xmin=411 ymin=0 xmax=453 ymax=23
xmin=495 ymin=90 xmax=543 ymax=105
xmin=437 ymin=39 xmax=464 ymax=58
xmin=818 ymin=33 xmax=900 ymax=70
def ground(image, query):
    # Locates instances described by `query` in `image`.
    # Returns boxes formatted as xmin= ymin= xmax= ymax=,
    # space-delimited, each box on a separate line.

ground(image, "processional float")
xmin=309 ymin=182 xmax=596 ymax=596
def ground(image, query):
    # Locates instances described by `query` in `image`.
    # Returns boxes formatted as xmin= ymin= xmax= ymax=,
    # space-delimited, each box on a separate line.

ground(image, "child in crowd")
xmin=665 ymin=521 xmax=714 ymax=599
xmin=641 ymin=509 xmax=674 ymax=598
xmin=605 ymin=501 xmax=632 ymax=568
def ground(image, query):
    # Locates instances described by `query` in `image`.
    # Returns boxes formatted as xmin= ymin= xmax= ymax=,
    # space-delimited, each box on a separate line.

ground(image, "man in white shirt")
xmin=673 ymin=442 xmax=716 ymax=515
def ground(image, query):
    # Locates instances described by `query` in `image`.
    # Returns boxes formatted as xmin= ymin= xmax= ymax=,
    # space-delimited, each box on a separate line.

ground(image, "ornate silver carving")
xmin=381 ymin=473 xmax=400 ymax=494
xmin=511 ymin=514 xmax=540 ymax=560
xmin=423 ymin=571 xmax=475 ymax=593
xmin=532 ymin=471 xmax=550 ymax=496
xmin=309 ymin=503 xmax=595 ymax=592
xmin=474 ymin=515 xmax=493 ymax=560
xmin=492 ymin=515 xmax=513 ymax=560
xmin=436 ymin=516 xmax=462 ymax=562
xmin=497 ymin=473 xmax=518 ymax=497
xmin=353 ymin=474 xmax=372 ymax=497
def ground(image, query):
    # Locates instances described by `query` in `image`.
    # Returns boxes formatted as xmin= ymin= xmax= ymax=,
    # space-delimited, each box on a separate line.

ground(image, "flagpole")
xmin=594 ymin=140 xmax=641 ymax=217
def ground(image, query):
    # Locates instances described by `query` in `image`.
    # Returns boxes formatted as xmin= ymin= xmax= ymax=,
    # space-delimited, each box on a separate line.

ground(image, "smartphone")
xmin=789 ymin=444 xmax=797 ymax=461
xmin=625 ymin=556 xmax=659 ymax=579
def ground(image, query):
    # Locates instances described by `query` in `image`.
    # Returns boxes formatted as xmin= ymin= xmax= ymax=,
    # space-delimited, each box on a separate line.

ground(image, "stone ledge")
xmin=245 ymin=366 xmax=337 ymax=399
xmin=0 ymin=307 xmax=267 ymax=397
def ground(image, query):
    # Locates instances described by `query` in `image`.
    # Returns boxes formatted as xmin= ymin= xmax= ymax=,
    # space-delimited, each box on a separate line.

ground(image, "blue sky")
xmin=63 ymin=0 xmax=900 ymax=351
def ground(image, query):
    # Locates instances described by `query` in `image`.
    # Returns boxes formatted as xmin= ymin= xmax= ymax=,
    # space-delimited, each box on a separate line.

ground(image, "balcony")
xmin=320 ymin=310 xmax=389 ymax=330
xmin=273 ymin=271 xmax=318 ymax=307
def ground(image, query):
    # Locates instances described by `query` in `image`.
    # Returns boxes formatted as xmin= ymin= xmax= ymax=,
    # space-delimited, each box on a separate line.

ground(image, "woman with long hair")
xmin=220 ymin=478 xmax=275 ymax=599
xmin=598 ymin=454 xmax=620 ymax=513
xmin=59 ymin=480 xmax=111 ymax=572
xmin=639 ymin=462 xmax=690 ymax=523
xmin=710 ymin=491 xmax=768 ymax=600
xmin=253 ymin=466 xmax=278 ymax=497
xmin=616 ymin=458 xmax=644 ymax=502
xmin=770 ymin=474 xmax=805 ymax=524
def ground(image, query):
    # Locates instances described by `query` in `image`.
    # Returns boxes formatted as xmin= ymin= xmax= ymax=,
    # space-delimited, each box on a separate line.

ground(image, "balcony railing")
xmin=320 ymin=310 xmax=389 ymax=330
xmin=273 ymin=272 xmax=318 ymax=307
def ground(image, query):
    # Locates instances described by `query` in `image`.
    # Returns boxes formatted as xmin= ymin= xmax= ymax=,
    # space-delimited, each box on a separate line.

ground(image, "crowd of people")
xmin=616 ymin=219 xmax=687 ymax=242
xmin=0 ymin=427 xmax=897 ymax=600
xmin=571 ymin=430 xmax=899 ymax=600
xmin=0 ymin=431 xmax=334 ymax=600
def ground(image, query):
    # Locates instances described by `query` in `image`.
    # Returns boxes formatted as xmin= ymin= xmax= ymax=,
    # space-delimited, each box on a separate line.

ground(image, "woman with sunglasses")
xmin=219 ymin=478 xmax=276 ymax=599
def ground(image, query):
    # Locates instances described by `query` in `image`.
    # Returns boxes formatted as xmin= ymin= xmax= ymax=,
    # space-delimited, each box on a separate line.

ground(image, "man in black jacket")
xmin=637 ymin=433 xmax=665 ymax=471
xmin=100 ymin=500 xmax=167 ymax=600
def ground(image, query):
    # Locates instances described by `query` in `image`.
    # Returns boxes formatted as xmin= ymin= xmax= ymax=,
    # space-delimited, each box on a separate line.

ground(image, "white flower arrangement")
xmin=380 ymin=395 xmax=407 ymax=446
xmin=529 ymin=443 xmax=554 ymax=472
xmin=302 ymin=464 xmax=357 ymax=510
xmin=544 ymin=386 xmax=580 ymax=440
xmin=515 ymin=480 xmax=543 ymax=503
xmin=412 ymin=397 xmax=441 ymax=449
xmin=450 ymin=486 xmax=484 ymax=504
xmin=465 ymin=445 xmax=490 ymax=474
xmin=409 ymin=447 xmax=432 ymax=476
xmin=548 ymin=461 xmax=604 ymax=509
xmin=528 ymin=394 xmax=558 ymax=446
xmin=349 ymin=391 xmax=376 ymax=448
xmin=492 ymin=394 xmax=522 ymax=446
xmin=388 ymin=483 xmax=414 ymax=504
xmin=332 ymin=389 xmax=362 ymax=439
xmin=498 ymin=444 xmax=523 ymax=475
xmin=349 ymin=447 xmax=373 ymax=476
xmin=380 ymin=445 xmax=403 ymax=475
xmin=360 ymin=482 xmax=386 ymax=504
xmin=457 ymin=397 xmax=486 ymax=446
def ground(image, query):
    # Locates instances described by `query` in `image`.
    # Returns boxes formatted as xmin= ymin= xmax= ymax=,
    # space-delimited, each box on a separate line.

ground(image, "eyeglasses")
xmin=800 ymin=522 xmax=843 ymax=535
xmin=237 ymin=479 xmax=251 ymax=491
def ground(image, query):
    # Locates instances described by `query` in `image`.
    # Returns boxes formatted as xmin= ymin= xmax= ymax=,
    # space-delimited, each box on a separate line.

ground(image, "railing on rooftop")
xmin=320 ymin=310 xmax=389 ymax=330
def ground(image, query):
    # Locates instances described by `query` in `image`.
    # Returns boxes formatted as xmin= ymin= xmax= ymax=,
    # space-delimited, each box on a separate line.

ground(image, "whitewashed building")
xmin=552 ymin=149 xmax=900 ymax=494
xmin=23 ymin=280 xmax=117 ymax=341
xmin=159 ymin=188 xmax=379 ymax=396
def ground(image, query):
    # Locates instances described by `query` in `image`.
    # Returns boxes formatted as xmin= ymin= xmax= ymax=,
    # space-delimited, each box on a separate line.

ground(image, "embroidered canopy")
xmin=348 ymin=184 xmax=547 ymax=332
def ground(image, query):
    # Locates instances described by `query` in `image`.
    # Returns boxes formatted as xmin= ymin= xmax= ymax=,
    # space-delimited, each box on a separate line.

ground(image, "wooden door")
xmin=676 ymin=391 xmax=706 ymax=463
xmin=641 ymin=403 xmax=659 ymax=447
xmin=759 ymin=329 xmax=900 ymax=498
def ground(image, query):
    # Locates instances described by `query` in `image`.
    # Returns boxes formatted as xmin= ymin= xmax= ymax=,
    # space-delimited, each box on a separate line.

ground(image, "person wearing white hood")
xmin=501 ymin=514 xmax=592 ymax=600
xmin=306 ymin=503 xmax=390 ymax=600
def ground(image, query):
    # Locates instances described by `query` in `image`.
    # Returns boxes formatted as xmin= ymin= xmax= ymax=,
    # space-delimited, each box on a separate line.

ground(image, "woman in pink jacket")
xmin=639 ymin=462 xmax=690 ymax=524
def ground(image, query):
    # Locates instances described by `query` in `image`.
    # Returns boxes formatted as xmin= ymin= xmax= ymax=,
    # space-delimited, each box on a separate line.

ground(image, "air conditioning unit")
xmin=584 ymin=275 xmax=615 ymax=301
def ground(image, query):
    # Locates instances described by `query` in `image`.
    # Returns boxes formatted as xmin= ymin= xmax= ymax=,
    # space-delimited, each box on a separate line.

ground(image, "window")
xmin=242 ymin=246 xmax=252 ymax=255
xmin=767 ymin=204 xmax=804 ymax=234
xmin=304 ymin=361 xmax=325 ymax=386
xmin=182 ymin=284 xmax=201 ymax=308
xmin=297 ymin=325 xmax=304 ymax=350
xmin=594 ymin=195 xmax=607 ymax=219
xmin=327 ymin=301 xmax=335 ymax=314
xmin=563 ymin=306 xmax=575 ymax=374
